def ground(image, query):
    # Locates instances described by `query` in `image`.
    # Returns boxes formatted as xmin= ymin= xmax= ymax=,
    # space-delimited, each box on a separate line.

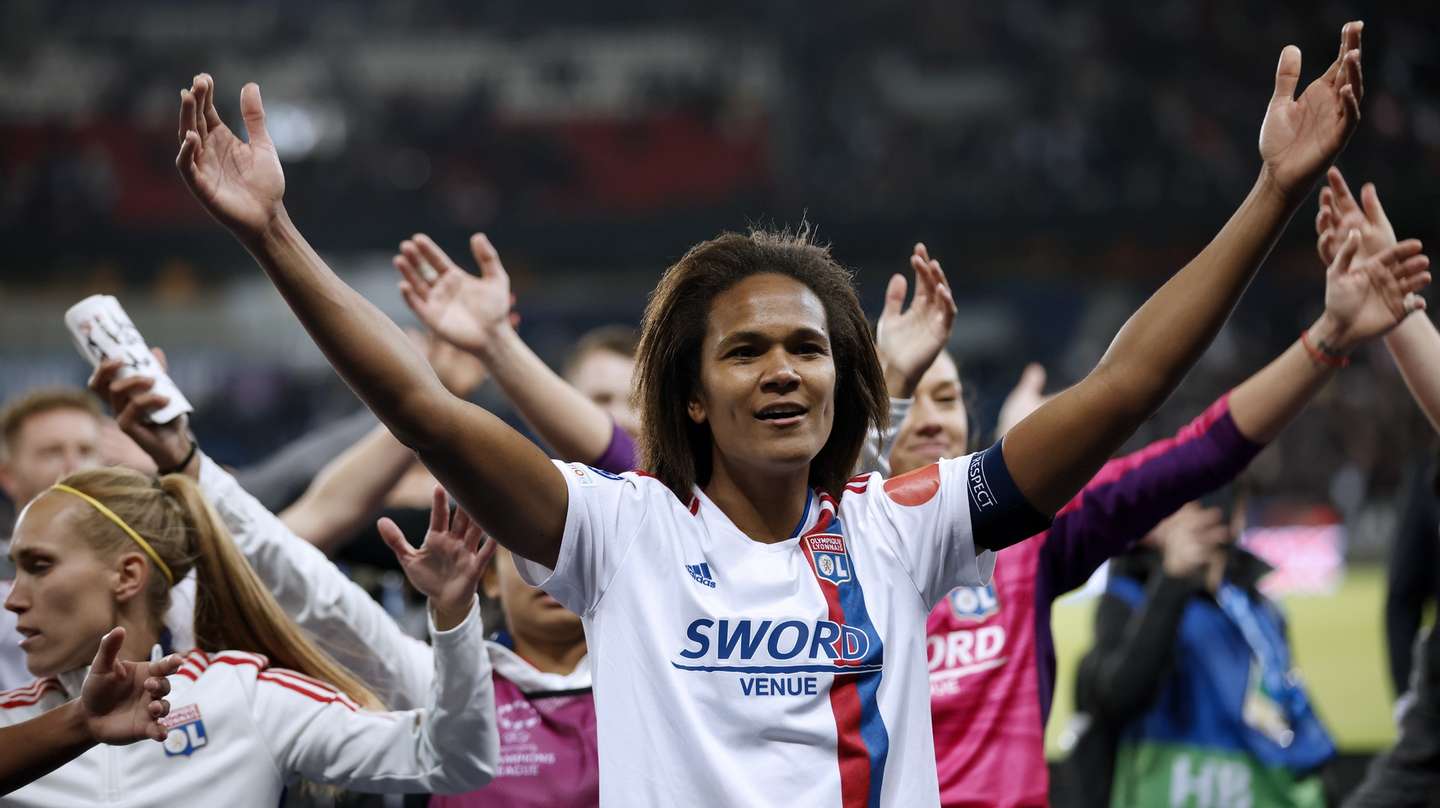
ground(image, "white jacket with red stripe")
xmin=0 ymin=599 xmax=497 ymax=807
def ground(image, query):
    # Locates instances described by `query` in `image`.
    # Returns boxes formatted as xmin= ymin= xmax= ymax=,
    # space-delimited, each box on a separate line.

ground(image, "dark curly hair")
xmin=633 ymin=227 xmax=888 ymax=501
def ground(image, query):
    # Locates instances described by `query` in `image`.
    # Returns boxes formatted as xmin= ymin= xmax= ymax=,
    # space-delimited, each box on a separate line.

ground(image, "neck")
xmin=703 ymin=454 xmax=812 ymax=543
xmin=510 ymin=631 xmax=587 ymax=676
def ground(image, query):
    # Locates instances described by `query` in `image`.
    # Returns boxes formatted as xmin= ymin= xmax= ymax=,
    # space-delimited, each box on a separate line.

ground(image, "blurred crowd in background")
xmin=1 ymin=1 xmax=1438 ymax=546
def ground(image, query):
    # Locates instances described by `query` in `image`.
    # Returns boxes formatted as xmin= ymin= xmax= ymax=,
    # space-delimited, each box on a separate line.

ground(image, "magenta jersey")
xmin=928 ymin=394 xmax=1264 ymax=808
xmin=431 ymin=658 xmax=598 ymax=808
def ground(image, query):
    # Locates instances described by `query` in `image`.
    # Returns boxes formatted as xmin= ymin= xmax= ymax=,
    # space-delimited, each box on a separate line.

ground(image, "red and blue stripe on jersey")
xmin=801 ymin=494 xmax=890 ymax=808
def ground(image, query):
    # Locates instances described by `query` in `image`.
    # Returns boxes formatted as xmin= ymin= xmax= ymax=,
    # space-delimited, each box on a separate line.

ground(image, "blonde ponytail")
xmin=50 ymin=467 xmax=382 ymax=711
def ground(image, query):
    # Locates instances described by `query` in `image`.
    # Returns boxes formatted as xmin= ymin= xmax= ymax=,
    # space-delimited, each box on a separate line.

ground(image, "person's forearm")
xmin=245 ymin=210 xmax=449 ymax=446
xmin=280 ymin=424 xmax=416 ymax=554
xmin=1006 ymin=172 xmax=1298 ymax=515
xmin=0 ymin=702 xmax=94 ymax=796
xmin=1083 ymin=576 xmax=1198 ymax=720
xmin=476 ymin=325 xmax=614 ymax=463
xmin=1384 ymin=312 xmax=1440 ymax=435
xmin=236 ymin=407 xmax=376 ymax=512
xmin=242 ymin=211 xmax=567 ymax=566
xmin=1228 ymin=313 xmax=1344 ymax=443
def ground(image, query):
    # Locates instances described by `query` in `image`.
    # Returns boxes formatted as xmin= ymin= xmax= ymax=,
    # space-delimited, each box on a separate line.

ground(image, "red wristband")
xmin=1300 ymin=329 xmax=1350 ymax=369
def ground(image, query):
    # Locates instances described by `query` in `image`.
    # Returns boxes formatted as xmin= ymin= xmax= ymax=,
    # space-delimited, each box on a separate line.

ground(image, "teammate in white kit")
xmin=172 ymin=25 xmax=1365 ymax=803
xmin=0 ymin=464 xmax=498 ymax=806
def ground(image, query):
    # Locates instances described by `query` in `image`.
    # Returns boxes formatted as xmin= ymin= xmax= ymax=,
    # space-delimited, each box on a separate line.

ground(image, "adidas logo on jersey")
xmin=686 ymin=562 xmax=717 ymax=588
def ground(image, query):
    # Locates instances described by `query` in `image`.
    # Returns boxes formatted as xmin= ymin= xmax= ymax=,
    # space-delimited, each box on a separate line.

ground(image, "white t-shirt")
xmin=517 ymin=447 xmax=1044 ymax=807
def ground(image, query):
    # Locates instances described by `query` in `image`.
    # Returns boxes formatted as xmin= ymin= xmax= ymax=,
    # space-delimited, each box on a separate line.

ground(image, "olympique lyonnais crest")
xmin=807 ymin=534 xmax=852 ymax=586
xmin=947 ymin=583 xmax=1000 ymax=622
xmin=160 ymin=704 xmax=209 ymax=757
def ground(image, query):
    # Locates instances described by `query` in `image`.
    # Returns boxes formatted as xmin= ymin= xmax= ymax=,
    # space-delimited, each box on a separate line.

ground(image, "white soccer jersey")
xmin=516 ymin=445 xmax=1046 ymax=808
xmin=0 ymin=601 xmax=496 ymax=808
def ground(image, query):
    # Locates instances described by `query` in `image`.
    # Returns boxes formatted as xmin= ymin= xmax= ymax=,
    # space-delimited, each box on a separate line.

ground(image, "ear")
xmin=111 ymin=552 xmax=152 ymax=606
xmin=687 ymin=396 xmax=707 ymax=425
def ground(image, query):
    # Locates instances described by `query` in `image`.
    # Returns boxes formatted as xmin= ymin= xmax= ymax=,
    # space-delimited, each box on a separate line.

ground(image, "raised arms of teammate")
xmin=172 ymin=73 xmax=566 ymax=567
xmin=279 ymin=333 xmax=486 ymax=553
xmin=1 ymin=628 xmax=181 ymax=796
xmin=1000 ymin=23 xmax=1373 ymax=521
xmin=1011 ymin=229 xmax=1429 ymax=595
xmin=1316 ymin=167 xmax=1440 ymax=434
xmin=394 ymin=233 xmax=621 ymax=464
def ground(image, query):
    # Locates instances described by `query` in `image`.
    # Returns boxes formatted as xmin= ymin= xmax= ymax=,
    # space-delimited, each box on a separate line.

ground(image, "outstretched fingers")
xmin=1360 ymin=182 xmax=1390 ymax=228
xmin=91 ymin=627 xmax=126 ymax=677
xmin=238 ymin=82 xmax=272 ymax=149
xmin=377 ymin=517 xmax=416 ymax=563
xmin=1272 ymin=45 xmax=1302 ymax=103
xmin=470 ymin=233 xmax=509 ymax=281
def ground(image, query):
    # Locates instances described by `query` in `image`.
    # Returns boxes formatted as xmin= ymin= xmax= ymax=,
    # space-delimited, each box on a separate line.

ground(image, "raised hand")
xmin=377 ymin=485 xmax=497 ymax=631
xmin=394 ymin=234 xmax=518 ymax=356
xmin=875 ymin=243 xmax=957 ymax=398
xmin=1318 ymin=230 xmax=1429 ymax=349
xmin=80 ymin=627 xmax=183 ymax=744
xmin=1316 ymin=167 xmax=1396 ymax=264
xmin=995 ymin=363 xmax=1053 ymax=438
xmin=89 ymin=350 xmax=194 ymax=474
xmin=175 ymin=73 xmax=285 ymax=240
xmin=1258 ymin=22 xmax=1363 ymax=201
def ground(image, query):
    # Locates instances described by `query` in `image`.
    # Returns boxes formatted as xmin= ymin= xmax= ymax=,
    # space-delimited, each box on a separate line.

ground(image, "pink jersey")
xmin=928 ymin=394 xmax=1263 ymax=807
xmin=431 ymin=644 xmax=598 ymax=808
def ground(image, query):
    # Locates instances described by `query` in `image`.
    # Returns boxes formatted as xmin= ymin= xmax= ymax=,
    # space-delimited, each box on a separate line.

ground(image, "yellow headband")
xmin=49 ymin=484 xmax=175 ymax=587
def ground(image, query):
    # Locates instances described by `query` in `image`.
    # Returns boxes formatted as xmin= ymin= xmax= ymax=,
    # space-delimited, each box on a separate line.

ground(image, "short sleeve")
xmin=512 ymin=461 xmax=651 ymax=615
xmin=855 ymin=454 xmax=988 ymax=609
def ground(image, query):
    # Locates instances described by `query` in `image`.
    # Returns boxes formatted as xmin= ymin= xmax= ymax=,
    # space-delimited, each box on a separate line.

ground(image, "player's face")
xmin=568 ymin=349 xmax=639 ymax=438
xmin=889 ymin=353 xmax=968 ymax=476
xmin=5 ymin=496 xmax=116 ymax=677
xmin=488 ymin=548 xmax=584 ymax=646
xmin=0 ymin=409 xmax=102 ymax=506
xmin=691 ymin=274 xmax=836 ymax=482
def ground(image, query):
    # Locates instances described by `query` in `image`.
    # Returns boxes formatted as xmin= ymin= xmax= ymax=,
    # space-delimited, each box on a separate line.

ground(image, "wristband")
xmin=1300 ymin=329 xmax=1350 ymax=369
xmin=158 ymin=438 xmax=199 ymax=476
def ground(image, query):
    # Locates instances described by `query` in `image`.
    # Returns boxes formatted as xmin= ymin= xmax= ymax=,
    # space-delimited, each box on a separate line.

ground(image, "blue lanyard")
xmin=1214 ymin=581 xmax=1311 ymax=743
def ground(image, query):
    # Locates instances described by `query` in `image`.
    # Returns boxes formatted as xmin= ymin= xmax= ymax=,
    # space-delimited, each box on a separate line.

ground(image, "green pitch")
xmin=1045 ymin=565 xmax=1402 ymax=758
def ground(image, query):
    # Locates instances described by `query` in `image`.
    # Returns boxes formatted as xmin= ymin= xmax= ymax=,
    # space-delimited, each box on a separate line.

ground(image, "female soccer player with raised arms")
xmin=175 ymin=21 xmax=1364 ymax=806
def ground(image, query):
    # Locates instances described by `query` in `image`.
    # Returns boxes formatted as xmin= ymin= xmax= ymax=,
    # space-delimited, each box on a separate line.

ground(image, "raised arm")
xmin=1002 ymin=24 xmax=1366 ymax=520
xmin=1038 ymin=229 xmax=1429 ymax=593
xmin=280 ymin=332 xmax=486 ymax=553
xmin=90 ymin=358 xmax=442 ymax=709
xmin=174 ymin=73 xmax=565 ymax=567
xmin=1316 ymin=168 xmax=1440 ymax=434
xmin=393 ymin=233 xmax=621 ymax=462
xmin=261 ymin=501 xmax=497 ymax=795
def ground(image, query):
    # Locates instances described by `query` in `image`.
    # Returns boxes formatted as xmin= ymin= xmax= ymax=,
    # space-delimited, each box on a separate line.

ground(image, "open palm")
xmin=378 ymin=485 xmax=496 ymax=614
xmin=394 ymin=234 xmax=514 ymax=355
xmin=1257 ymin=22 xmax=1362 ymax=199
xmin=175 ymin=74 xmax=285 ymax=238
xmin=875 ymin=243 xmax=957 ymax=394
xmin=82 ymin=627 xmax=182 ymax=744
xmin=1323 ymin=233 xmax=1430 ymax=344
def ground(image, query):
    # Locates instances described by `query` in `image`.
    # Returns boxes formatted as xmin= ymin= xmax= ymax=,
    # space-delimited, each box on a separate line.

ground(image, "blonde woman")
xmin=1 ymin=466 xmax=497 ymax=807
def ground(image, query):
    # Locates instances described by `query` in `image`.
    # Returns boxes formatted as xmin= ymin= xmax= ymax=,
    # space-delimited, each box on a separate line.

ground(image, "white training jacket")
xmin=0 ymin=599 xmax=495 ymax=807
xmin=197 ymin=453 xmax=488 ymax=708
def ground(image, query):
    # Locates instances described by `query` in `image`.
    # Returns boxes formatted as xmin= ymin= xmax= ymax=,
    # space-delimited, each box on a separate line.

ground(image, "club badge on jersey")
xmin=946 ymin=583 xmax=1000 ymax=622
xmin=160 ymin=704 xmax=209 ymax=757
xmin=807 ymin=535 xmax=853 ymax=586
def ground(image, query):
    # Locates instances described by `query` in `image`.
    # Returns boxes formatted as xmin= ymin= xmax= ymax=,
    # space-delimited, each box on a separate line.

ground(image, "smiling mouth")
xmin=755 ymin=404 xmax=808 ymax=426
